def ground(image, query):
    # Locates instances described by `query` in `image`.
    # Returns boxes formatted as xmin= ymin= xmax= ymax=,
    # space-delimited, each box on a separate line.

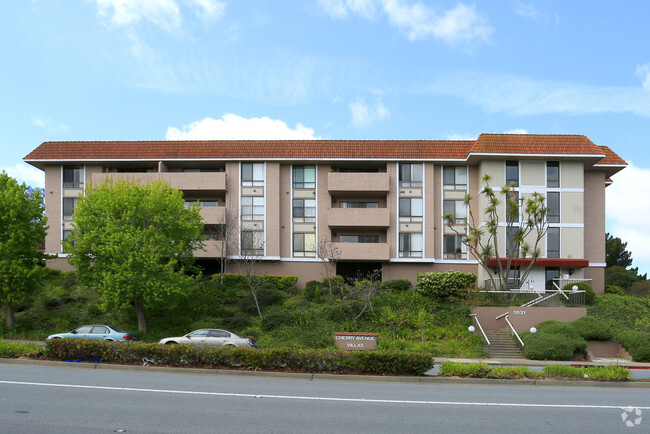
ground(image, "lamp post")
xmin=468 ymin=325 xmax=475 ymax=344
xmin=530 ymin=327 xmax=537 ymax=334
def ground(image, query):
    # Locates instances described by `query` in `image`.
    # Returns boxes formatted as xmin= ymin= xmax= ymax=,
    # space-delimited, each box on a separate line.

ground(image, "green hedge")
xmin=43 ymin=339 xmax=434 ymax=375
xmin=562 ymin=282 xmax=596 ymax=305
xmin=570 ymin=316 xmax=613 ymax=341
xmin=0 ymin=339 xmax=41 ymax=358
xmin=440 ymin=361 xmax=630 ymax=381
xmin=520 ymin=320 xmax=588 ymax=360
xmin=617 ymin=331 xmax=650 ymax=362
xmin=212 ymin=274 xmax=299 ymax=291
xmin=416 ymin=271 xmax=476 ymax=301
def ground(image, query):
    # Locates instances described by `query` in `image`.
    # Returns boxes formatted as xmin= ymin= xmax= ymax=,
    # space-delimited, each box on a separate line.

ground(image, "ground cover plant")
xmin=440 ymin=361 xmax=631 ymax=381
xmin=0 ymin=271 xmax=486 ymax=359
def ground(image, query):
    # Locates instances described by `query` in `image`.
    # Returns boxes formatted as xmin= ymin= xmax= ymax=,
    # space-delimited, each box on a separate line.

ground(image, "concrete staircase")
xmin=482 ymin=330 xmax=523 ymax=359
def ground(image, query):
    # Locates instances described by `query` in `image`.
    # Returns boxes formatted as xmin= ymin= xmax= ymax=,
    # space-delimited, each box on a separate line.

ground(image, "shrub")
xmin=416 ymin=271 xmax=477 ymax=301
xmin=543 ymin=364 xmax=630 ymax=381
xmin=212 ymin=274 xmax=299 ymax=291
xmin=382 ymin=279 xmax=412 ymax=292
xmin=570 ymin=316 xmax=613 ymax=341
xmin=605 ymin=285 xmax=625 ymax=295
xmin=522 ymin=333 xmax=575 ymax=360
xmin=0 ymin=339 xmax=41 ymax=358
xmin=440 ymin=361 xmax=491 ymax=377
xmin=304 ymin=280 xmax=323 ymax=302
xmin=563 ymin=282 xmax=595 ymax=305
xmin=260 ymin=308 xmax=298 ymax=331
xmin=43 ymin=339 xmax=434 ymax=375
xmin=617 ymin=331 xmax=650 ymax=362
xmin=588 ymin=294 xmax=650 ymax=333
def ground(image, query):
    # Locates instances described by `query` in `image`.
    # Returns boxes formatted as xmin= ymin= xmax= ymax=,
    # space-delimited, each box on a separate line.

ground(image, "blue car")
xmin=46 ymin=325 xmax=137 ymax=342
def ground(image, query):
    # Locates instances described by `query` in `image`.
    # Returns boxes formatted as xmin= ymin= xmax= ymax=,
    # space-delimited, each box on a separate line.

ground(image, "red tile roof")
xmin=23 ymin=135 xmax=626 ymax=168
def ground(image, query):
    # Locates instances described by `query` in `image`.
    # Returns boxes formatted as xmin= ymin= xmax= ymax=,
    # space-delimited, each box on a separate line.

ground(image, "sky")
xmin=2 ymin=0 xmax=650 ymax=274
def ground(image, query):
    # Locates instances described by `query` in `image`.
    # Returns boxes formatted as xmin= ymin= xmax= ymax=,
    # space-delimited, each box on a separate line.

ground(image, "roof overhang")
xmin=486 ymin=258 xmax=590 ymax=268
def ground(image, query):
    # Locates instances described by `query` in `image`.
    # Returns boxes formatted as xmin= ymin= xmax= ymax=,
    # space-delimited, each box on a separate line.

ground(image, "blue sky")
xmin=2 ymin=0 xmax=650 ymax=274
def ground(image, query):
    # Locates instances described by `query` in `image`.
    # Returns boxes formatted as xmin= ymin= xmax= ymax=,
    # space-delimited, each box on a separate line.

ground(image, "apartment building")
xmin=24 ymin=134 xmax=626 ymax=292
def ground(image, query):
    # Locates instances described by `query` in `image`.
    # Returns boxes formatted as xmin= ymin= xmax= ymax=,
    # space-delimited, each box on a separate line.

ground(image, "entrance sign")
xmin=334 ymin=332 xmax=378 ymax=351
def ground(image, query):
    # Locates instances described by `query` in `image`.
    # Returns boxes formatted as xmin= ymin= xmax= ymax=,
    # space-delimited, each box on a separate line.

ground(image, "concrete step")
xmin=481 ymin=330 xmax=523 ymax=359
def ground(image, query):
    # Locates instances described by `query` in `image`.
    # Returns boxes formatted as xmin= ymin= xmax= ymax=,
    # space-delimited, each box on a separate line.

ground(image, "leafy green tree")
xmin=0 ymin=172 xmax=50 ymax=328
xmin=444 ymin=174 xmax=549 ymax=290
xmin=605 ymin=266 xmax=641 ymax=290
xmin=67 ymin=178 xmax=204 ymax=332
xmin=605 ymin=233 xmax=633 ymax=268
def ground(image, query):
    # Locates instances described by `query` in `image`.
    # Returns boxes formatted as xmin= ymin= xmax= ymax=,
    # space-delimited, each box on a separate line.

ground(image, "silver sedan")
xmin=158 ymin=329 xmax=257 ymax=348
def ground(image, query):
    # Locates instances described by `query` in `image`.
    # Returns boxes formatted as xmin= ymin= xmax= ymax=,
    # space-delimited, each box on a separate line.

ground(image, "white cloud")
xmin=165 ymin=114 xmax=319 ymax=140
xmin=504 ymin=128 xmax=528 ymax=134
xmin=636 ymin=63 xmax=650 ymax=91
xmin=318 ymin=0 xmax=492 ymax=46
xmin=188 ymin=0 xmax=226 ymax=21
xmin=1 ymin=164 xmax=45 ymax=188
xmin=31 ymin=116 xmax=69 ymax=132
xmin=318 ymin=0 xmax=376 ymax=19
xmin=96 ymin=0 xmax=182 ymax=32
xmin=349 ymin=98 xmax=389 ymax=127
xmin=607 ymin=162 xmax=650 ymax=274
xmin=426 ymin=71 xmax=650 ymax=117
xmin=513 ymin=1 xmax=540 ymax=21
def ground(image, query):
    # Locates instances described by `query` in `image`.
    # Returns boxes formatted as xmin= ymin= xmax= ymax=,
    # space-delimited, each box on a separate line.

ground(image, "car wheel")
xmin=105 ymin=339 xmax=115 ymax=341
xmin=165 ymin=341 xmax=177 ymax=345
xmin=224 ymin=344 xmax=235 ymax=348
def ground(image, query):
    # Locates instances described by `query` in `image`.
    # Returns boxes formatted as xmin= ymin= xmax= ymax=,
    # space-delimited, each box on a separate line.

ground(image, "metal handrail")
xmin=469 ymin=314 xmax=490 ymax=345
xmin=496 ymin=312 xmax=525 ymax=347
xmin=552 ymin=282 xmax=570 ymax=300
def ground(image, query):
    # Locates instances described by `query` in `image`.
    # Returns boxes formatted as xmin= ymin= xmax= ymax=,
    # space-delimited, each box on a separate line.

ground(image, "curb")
xmin=1 ymin=357 xmax=648 ymax=388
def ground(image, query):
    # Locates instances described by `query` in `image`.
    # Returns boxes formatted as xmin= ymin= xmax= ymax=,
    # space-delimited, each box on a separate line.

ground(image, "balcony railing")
xmin=92 ymin=172 xmax=226 ymax=191
xmin=332 ymin=242 xmax=390 ymax=261
xmin=327 ymin=172 xmax=389 ymax=193
xmin=328 ymin=208 xmax=390 ymax=227
xmin=476 ymin=289 xmax=586 ymax=307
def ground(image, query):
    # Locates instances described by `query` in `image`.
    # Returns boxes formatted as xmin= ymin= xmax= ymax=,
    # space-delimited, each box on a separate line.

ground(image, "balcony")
xmin=333 ymin=242 xmax=390 ymax=261
xmin=198 ymin=206 xmax=226 ymax=225
xmin=327 ymin=172 xmax=389 ymax=193
xmin=328 ymin=208 xmax=390 ymax=228
xmin=92 ymin=172 xmax=226 ymax=191
xmin=194 ymin=240 xmax=225 ymax=258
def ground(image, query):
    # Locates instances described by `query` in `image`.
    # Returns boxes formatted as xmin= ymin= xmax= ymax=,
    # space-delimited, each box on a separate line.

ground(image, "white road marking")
xmin=1 ymin=380 xmax=648 ymax=410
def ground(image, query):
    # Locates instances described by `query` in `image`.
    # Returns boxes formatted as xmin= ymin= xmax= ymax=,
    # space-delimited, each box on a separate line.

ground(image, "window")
xmin=63 ymin=197 xmax=79 ymax=220
xmin=547 ymin=192 xmax=560 ymax=223
xmin=443 ymin=234 xmax=465 ymax=259
xmin=399 ymin=233 xmax=422 ymax=257
xmin=91 ymin=326 xmax=108 ymax=334
xmin=241 ymin=163 xmax=264 ymax=186
xmin=506 ymin=226 xmax=520 ymax=257
xmin=547 ymin=161 xmax=559 ymax=188
xmin=241 ymin=231 xmax=264 ymax=256
xmin=207 ymin=330 xmax=230 ymax=338
xmin=506 ymin=161 xmax=519 ymax=186
xmin=399 ymin=163 xmax=423 ymax=187
xmin=443 ymin=166 xmax=467 ymax=190
xmin=399 ymin=198 xmax=423 ymax=221
xmin=293 ymin=233 xmax=316 ymax=257
xmin=545 ymin=268 xmax=560 ymax=290
xmin=293 ymin=199 xmax=316 ymax=222
xmin=505 ymin=191 xmax=519 ymax=223
xmin=241 ymin=196 xmax=264 ymax=220
xmin=443 ymin=200 xmax=467 ymax=222
xmin=339 ymin=235 xmax=379 ymax=243
xmin=188 ymin=330 xmax=209 ymax=338
xmin=75 ymin=326 xmax=93 ymax=334
xmin=340 ymin=202 xmax=379 ymax=208
xmin=293 ymin=165 xmax=316 ymax=189
xmin=547 ymin=227 xmax=560 ymax=258
xmin=62 ymin=166 xmax=84 ymax=188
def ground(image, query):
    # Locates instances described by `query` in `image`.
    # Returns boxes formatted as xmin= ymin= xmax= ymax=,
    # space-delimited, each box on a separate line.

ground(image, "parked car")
xmin=158 ymin=329 xmax=257 ymax=348
xmin=46 ymin=325 xmax=137 ymax=342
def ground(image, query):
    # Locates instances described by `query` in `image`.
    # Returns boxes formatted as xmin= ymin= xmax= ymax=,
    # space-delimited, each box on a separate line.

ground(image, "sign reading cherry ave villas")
xmin=334 ymin=332 xmax=378 ymax=351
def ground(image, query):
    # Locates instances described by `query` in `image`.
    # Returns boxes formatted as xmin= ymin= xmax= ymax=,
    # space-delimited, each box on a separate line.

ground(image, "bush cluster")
xmin=617 ymin=331 xmax=650 ymax=362
xmin=520 ymin=320 xmax=588 ymax=360
xmin=0 ymin=339 xmax=41 ymax=358
xmin=562 ymin=282 xmax=596 ymax=305
xmin=43 ymin=339 xmax=434 ymax=375
xmin=440 ymin=361 xmax=630 ymax=381
xmin=416 ymin=271 xmax=476 ymax=301
xmin=212 ymin=274 xmax=299 ymax=291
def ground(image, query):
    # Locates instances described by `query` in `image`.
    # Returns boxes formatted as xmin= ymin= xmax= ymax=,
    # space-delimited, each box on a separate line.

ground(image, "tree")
xmin=236 ymin=240 xmax=266 ymax=318
xmin=317 ymin=238 xmax=341 ymax=301
xmin=444 ymin=174 xmax=549 ymax=290
xmin=606 ymin=233 xmax=633 ymax=268
xmin=67 ymin=178 xmax=204 ymax=332
xmin=337 ymin=271 xmax=384 ymax=328
xmin=214 ymin=207 xmax=239 ymax=285
xmin=0 ymin=172 xmax=50 ymax=328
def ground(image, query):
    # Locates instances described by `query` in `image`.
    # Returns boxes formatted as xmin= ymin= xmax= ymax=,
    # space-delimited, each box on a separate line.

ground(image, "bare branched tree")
xmin=444 ymin=174 xmax=549 ymax=290
xmin=237 ymin=233 xmax=265 ymax=318
xmin=338 ymin=270 xmax=384 ymax=328
xmin=317 ymin=237 xmax=341 ymax=301
xmin=215 ymin=207 xmax=239 ymax=285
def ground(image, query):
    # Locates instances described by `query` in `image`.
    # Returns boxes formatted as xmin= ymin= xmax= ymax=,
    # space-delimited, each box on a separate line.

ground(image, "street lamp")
xmin=468 ymin=325 xmax=476 ymax=344
xmin=530 ymin=327 xmax=537 ymax=334
xmin=572 ymin=285 xmax=578 ymax=292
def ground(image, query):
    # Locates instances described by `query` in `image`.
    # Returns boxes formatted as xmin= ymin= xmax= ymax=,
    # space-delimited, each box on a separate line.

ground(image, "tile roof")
xmin=24 ymin=140 xmax=475 ymax=160
xmin=23 ymin=135 xmax=626 ymax=168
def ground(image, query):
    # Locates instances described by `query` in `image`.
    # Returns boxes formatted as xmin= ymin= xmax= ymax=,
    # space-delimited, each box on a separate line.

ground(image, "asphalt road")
xmin=1 ymin=362 xmax=648 ymax=433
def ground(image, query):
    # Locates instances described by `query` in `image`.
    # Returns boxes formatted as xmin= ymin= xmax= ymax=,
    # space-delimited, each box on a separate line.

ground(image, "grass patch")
xmin=0 ymin=339 xmax=42 ymax=358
